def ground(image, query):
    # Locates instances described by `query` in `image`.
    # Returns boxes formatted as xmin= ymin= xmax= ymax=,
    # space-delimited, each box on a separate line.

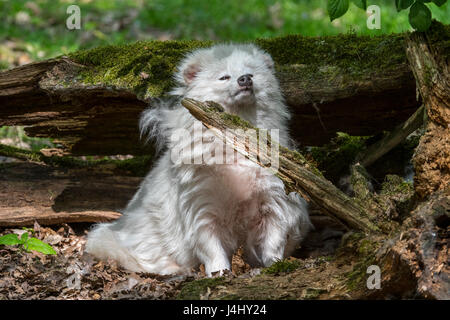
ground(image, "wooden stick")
xmin=181 ymin=98 xmax=380 ymax=233
xmin=357 ymin=105 xmax=425 ymax=168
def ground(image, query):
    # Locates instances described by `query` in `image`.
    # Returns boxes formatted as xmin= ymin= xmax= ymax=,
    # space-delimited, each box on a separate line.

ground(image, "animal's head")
xmin=173 ymin=44 xmax=281 ymax=113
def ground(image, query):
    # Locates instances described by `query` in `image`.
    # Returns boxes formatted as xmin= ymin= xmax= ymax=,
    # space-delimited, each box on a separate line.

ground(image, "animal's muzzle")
xmin=237 ymin=74 xmax=253 ymax=87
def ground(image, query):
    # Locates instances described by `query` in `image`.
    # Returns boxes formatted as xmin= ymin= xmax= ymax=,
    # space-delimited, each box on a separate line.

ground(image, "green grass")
xmin=0 ymin=126 xmax=54 ymax=151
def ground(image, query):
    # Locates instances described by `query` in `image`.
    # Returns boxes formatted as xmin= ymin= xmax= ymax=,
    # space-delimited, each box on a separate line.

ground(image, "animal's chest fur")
xmin=207 ymin=163 xmax=267 ymax=235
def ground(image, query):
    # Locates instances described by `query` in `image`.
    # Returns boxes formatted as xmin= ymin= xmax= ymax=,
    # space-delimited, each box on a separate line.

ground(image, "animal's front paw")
xmin=205 ymin=260 xmax=231 ymax=277
xmin=209 ymin=268 xmax=232 ymax=277
xmin=262 ymin=255 xmax=283 ymax=268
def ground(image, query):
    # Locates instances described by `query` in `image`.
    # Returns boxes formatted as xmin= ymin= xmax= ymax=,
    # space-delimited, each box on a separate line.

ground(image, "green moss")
xmin=358 ymin=239 xmax=376 ymax=256
xmin=68 ymin=40 xmax=212 ymax=100
xmin=380 ymin=175 xmax=414 ymax=196
xmin=261 ymin=259 xmax=301 ymax=275
xmin=338 ymin=233 xmax=382 ymax=291
xmin=221 ymin=113 xmax=253 ymax=129
xmin=345 ymin=253 xmax=377 ymax=291
xmin=288 ymin=149 xmax=308 ymax=165
xmin=67 ymin=32 xmax=409 ymax=101
xmin=339 ymin=231 xmax=366 ymax=250
xmin=302 ymin=287 xmax=327 ymax=300
xmin=256 ymin=32 xmax=407 ymax=85
xmin=426 ymin=20 xmax=450 ymax=60
xmin=177 ymin=277 xmax=225 ymax=300
xmin=309 ymin=132 xmax=370 ymax=183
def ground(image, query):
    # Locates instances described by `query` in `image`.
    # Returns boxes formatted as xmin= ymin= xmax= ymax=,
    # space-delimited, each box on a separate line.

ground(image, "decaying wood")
xmin=370 ymin=189 xmax=450 ymax=299
xmin=181 ymin=98 xmax=380 ymax=233
xmin=406 ymin=22 xmax=450 ymax=199
xmin=359 ymin=22 xmax=450 ymax=299
xmin=0 ymin=161 xmax=144 ymax=226
xmin=0 ymin=34 xmax=420 ymax=155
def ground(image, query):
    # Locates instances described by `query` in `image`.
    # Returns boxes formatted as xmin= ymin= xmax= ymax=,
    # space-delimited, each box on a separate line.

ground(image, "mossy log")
xmin=0 ymin=33 xmax=421 ymax=155
xmin=181 ymin=98 xmax=380 ymax=233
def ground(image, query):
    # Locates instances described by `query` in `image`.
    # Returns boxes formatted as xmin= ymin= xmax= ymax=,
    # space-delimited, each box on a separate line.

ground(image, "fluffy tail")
xmin=85 ymin=223 xmax=144 ymax=272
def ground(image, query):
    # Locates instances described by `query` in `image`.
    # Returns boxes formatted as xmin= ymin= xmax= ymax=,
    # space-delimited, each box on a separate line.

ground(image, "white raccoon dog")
xmin=85 ymin=43 xmax=312 ymax=276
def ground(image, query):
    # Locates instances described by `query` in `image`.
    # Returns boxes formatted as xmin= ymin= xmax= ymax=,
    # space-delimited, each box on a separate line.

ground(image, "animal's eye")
xmin=219 ymin=75 xmax=230 ymax=81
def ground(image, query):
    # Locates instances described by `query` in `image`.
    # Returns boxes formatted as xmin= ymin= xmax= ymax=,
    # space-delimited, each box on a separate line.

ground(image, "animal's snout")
xmin=237 ymin=74 xmax=253 ymax=87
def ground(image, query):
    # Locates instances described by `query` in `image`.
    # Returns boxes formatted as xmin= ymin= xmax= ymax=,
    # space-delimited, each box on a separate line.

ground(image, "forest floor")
xmin=0 ymin=219 xmax=362 ymax=300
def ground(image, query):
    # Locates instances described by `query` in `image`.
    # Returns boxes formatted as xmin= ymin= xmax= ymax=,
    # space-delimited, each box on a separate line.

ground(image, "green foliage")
xmin=409 ymin=1 xmax=433 ymax=31
xmin=0 ymin=234 xmax=21 ymax=246
xmin=328 ymin=0 xmax=350 ymax=21
xmin=396 ymin=0 xmax=415 ymax=11
xmin=0 ymin=228 xmax=57 ymax=255
xmin=352 ymin=0 xmax=368 ymax=10
xmin=331 ymin=0 xmax=448 ymax=31
xmin=0 ymin=127 xmax=54 ymax=152
xmin=433 ymin=0 xmax=447 ymax=6
xmin=1 ymin=0 xmax=449 ymax=70
xmin=25 ymin=238 xmax=57 ymax=255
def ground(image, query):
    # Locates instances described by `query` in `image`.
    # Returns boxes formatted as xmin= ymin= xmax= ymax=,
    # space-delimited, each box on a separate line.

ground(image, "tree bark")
xmin=0 ymin=160 xmax=144 ymax=226
xmin=369 ymin=189 xmax=450 ymax=299
xmin=406 ymin=22 xmax=450 ymax=199
xmin=363 ymin=22 xmax=450 ymax=299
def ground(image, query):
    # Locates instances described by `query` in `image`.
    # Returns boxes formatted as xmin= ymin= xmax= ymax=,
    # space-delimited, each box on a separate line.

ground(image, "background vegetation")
xmin=1 ymin=0 xmax=449 ymax=69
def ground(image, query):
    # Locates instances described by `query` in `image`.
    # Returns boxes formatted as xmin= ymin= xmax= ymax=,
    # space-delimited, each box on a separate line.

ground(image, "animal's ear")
xmin=177 ymin=48 xmax=214 ymax=85
xmin=260 ymin=52 xmax=275 ymax=70
xmin=252 ymin=47 xmax=275 ymax=70
xmin=182 ymin=63 xmax=201 ymax=84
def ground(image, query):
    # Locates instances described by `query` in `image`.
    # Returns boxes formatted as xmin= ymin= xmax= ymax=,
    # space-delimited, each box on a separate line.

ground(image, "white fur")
xmin=85 ymin=44 xmax=312 ymax=276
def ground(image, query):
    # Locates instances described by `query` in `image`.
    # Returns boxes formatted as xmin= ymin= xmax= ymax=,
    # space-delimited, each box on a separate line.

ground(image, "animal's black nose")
xmin=237 ymin=74 xmax=253 ymax=87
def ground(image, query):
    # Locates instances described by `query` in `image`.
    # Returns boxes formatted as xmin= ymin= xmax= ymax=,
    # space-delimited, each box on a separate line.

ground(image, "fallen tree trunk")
xmin=0 ymin=33 xmax=419 ymax=155
xmin=181 ymin=98 xmax=380 ymax=233
xmin=0 ymin=160 xmax=143 ymax=226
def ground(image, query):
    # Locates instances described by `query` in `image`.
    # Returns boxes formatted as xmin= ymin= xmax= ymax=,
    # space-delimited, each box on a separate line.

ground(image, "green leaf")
xmin=21 ymin=232 xmax=29 ymax=244
xmin=409 ymin=2 xmax=432 ymax=31
xmin=432 ymin=0 xmax=447 ymax=6
xmin=25 ymin=238 xmax=57 ymax=255
xmin=0 ymin=234 xmax=21 ymax=246
xmin=396 ymin=0 xmax=415 ymax=11
xmin=328 ymin=0 xmax=350 ymax=21
xmin=352 ymin=0 xmax=367 ymax=9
